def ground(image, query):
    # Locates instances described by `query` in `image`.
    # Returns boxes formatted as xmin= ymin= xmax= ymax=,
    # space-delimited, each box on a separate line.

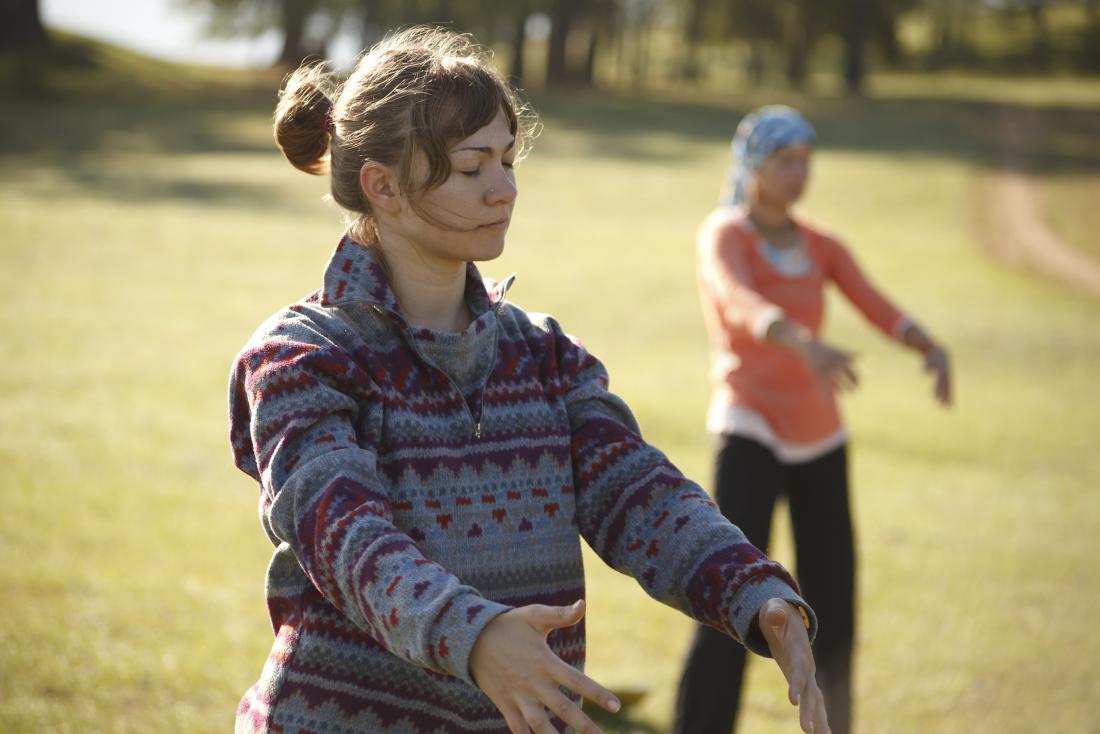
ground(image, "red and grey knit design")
xmin=228 ymin=236 xmax=813 ymax=734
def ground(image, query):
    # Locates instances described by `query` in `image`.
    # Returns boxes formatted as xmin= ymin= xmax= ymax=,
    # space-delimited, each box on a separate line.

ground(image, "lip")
xmin=480 ymin=218 xmax=510 ymax=230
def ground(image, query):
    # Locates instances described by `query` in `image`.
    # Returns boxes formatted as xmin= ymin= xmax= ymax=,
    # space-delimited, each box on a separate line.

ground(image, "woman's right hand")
xmin=797 ymin=338 xmax=859 ymax=392
xmin=469 ymin=600 xmax=621 ymax=734
xmin=768 ymin=319 xmax=859 ymax=392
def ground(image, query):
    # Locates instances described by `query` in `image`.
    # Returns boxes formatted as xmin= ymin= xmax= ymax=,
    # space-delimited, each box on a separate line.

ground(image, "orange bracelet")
xmin=796 ymin=604 xmax=811 ymax=630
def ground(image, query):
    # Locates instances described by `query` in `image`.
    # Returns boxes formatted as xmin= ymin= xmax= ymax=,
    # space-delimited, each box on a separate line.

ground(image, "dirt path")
xmin=981 ymin=105 xmax=1100 ymax=296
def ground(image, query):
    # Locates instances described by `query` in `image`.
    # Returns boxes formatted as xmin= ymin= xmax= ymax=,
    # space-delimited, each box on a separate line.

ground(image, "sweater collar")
xmin=319 ymin=233 xmax=515 ymax=319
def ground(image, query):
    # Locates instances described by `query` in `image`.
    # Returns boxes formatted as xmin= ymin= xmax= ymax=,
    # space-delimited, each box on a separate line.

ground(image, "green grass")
xmin=2 ymin=40 xmax=1099 ymax=733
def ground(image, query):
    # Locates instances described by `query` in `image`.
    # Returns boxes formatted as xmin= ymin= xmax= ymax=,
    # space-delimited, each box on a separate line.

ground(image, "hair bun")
xmin=274 ymin=63 xmax=336 ymax=176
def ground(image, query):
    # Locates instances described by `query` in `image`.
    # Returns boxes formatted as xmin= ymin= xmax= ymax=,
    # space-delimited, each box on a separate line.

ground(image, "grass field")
xmin=1 ymin=38 xmax=1099 ymax=733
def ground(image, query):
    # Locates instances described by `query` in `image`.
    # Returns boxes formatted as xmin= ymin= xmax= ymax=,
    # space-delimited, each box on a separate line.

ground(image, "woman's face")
xmin=752 ymin=142 xmax=812 ymax=207
xmin=399 ymin=109 xmax=517 ymax=264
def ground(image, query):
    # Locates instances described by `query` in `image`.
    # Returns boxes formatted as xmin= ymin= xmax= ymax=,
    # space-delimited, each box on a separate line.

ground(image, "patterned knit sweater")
xmin=228 ymin=235 xmax=815 ymax=734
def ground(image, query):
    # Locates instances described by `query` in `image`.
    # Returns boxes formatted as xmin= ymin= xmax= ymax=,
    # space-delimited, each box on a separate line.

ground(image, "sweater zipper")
xmin=370 ymin=304 xmax=499 ymax=439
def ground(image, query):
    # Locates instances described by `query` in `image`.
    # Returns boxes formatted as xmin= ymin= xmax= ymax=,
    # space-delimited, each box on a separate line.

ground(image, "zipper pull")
xmin=474 ymin=421 xmax=482 ymax=439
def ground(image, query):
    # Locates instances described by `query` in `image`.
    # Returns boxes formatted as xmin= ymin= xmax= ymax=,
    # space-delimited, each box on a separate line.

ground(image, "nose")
xmin=486 ymin=168 xmax=517 ymax=206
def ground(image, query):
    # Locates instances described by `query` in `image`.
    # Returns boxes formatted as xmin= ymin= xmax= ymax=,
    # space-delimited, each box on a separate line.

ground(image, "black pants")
xmin=672 ymin=435 xmax=856 ymax=734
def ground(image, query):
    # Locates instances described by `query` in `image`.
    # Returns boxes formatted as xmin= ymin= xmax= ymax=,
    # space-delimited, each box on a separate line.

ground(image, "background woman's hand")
xmin=923 ymin=345 xmax=952 ymax=407
xmin=797 ymin=338 xmax=859 ymax=393
xmin=469 ymin=600 xmax=620 ymax=734
xmin=767 ymin=319 xmax=858 ymax=392
xmin=758 ymin=598 xmax=831 ymax=734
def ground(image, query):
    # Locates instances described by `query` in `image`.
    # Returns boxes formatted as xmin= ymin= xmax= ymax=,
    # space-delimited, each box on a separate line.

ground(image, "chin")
xmin=467 ymin=233 xmax=508 ymax=262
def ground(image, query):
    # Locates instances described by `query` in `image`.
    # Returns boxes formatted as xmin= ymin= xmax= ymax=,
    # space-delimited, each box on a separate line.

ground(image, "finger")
xmin=526 ymin=600 xmax=585 ymax=634
xmin=842 ymin=361 xmax=860 ymax=389
xmin=517 ymin=697 xmax=554 ymax=734
xmin=814 ymin=687 xmax=832 ymax=734
xmin=498 ymin=703 xmax=529 ymax=734
xmin=554 ymin=662 xmax=621 ymax=713
xmin=805 ymin=680 xmax=831 ymax=734
xmin=780 ymin=613 xmax=812 ymax=706
xmin=539 ymin=685 xmax=602 ymax=734
xmin=798 ymin=681 xmax=820 ymax=733
xmin=827 ymin=368 xmax=852 ymax=393
xmin=761 ymin=598 xmax=790 ymax=632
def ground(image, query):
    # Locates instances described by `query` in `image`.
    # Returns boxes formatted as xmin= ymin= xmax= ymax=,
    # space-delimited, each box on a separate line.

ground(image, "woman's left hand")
xmin=923 ymin=345 xmax=952 ymax=407
xmin=758 ymin=598 xmax=831 ymax=734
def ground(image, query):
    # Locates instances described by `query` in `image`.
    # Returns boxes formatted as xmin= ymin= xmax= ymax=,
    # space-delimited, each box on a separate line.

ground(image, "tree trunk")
xmin=509 ymin=11 xmax=527 ymax=84
xmin=680 ymin=0 xmax=707 ymax=80
xmin=875 ymin=5 xmax=902 ymax=65
xmin=746 ymin=42 xmax=765 ymax=87
xmin=276 ymin=0 xmax=319 ymax=68
xmin=842 ymin=0 xmax=867 ymax=95
xmin=786 ymin=23 xmax=810 ymax=89
xmin=546 ymin=0 xmax=578 ymax=84
xmin=1027 ymin=1 xmax=1050 ymax=70
xmin=1 ymin=0 xmax=48 ymax=50
xmin=580 ymin=27 xmax=598 ymax=86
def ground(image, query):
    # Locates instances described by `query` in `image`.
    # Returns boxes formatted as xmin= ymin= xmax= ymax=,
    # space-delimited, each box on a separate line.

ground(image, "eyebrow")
xmin=450 ymin=138 xmax=516 ymax=155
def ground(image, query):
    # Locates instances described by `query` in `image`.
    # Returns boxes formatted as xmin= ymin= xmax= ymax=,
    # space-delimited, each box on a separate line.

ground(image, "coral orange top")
xmin=697 ymin=206 xmax=911 ymax=462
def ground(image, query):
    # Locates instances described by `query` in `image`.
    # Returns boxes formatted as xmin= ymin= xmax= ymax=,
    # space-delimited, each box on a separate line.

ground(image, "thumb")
xmin=527 ymin=599 xmax=586 ymax=634
xmin=761 ymin=598 xmax=791 ymax=632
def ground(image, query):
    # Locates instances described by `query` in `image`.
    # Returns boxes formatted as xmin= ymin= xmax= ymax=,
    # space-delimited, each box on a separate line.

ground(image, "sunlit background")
xmin=2 ymin=1 xmax=1099 ymax=732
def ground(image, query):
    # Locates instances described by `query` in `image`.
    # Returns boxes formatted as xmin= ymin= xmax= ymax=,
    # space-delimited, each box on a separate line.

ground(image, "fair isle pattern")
xmin=228 ymin=235 xmax=814 ymax=734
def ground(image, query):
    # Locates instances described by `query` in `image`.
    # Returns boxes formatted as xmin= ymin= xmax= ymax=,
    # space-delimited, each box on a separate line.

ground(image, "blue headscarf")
xmin=726 ymin=105 xmax=816 ymax=206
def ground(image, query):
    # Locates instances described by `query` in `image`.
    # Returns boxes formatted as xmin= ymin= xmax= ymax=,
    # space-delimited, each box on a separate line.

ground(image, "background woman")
xmin=673 ymin=105 xmax=952 ymax=734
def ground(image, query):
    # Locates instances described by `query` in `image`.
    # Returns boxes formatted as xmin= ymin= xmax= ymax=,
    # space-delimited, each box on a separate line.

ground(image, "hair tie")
xmin=322 ymin=104 xmax=335 ymax=134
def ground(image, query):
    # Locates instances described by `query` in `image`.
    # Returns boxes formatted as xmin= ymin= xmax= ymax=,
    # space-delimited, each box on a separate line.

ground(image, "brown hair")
xmin=273 ymin=26 xmax=537 ymax=244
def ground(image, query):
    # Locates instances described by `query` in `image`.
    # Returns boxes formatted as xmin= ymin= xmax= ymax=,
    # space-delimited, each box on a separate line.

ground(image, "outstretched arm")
xmin=530 ymin=315 xmax=825 ymax=731
xmin=759 ymin=599 xmax=832 ymax=734
xmin=827 ymin=238 xmax=952 ymax=406
xmin=900 ymin=322 xmax=953 ymax=407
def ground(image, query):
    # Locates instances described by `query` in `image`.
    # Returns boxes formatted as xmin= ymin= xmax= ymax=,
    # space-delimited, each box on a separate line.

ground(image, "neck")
xmin=375 ymin=226 xmax=472 ymax=333
xmin=747 ymin=198 xmax=792 ymax=231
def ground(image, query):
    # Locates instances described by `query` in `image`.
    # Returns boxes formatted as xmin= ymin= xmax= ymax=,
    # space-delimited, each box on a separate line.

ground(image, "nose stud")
xmin=489 ymin=186 xmax=496 ymax=193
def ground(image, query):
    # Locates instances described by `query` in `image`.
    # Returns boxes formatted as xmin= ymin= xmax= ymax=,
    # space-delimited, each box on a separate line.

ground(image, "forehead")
xmin=449 ymin=109 xmax=513 ymax=152
xmin=771 ymin=143 xmax=813 ymax=158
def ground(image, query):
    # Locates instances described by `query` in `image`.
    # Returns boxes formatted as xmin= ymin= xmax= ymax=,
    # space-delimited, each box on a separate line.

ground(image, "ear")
xmin=359 ymin=160 xmax=401 ymax=215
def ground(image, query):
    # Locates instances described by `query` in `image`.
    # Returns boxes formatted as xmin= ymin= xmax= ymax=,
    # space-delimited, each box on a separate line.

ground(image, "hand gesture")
xmin=922 ymin=345 xmax=952 ymax=407
xmin=759 ymin=598 xmax=831 ymax=734
xmin=798 ymin=338 xmax=859 ymax=393
xmin=469 ymin=600 xmax=620 ymax=734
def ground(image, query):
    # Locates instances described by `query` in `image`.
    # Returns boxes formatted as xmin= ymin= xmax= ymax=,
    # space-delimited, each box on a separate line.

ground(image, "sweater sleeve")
xmin=548 ymin=323 xmax=817 ymax=655
xmin=698 ymin=218 xmax=785 ymax=342
xmin=825 ymin=237 xmax=911 ymax=340
xmin=228 ymin=314 xmax=511 ymax=685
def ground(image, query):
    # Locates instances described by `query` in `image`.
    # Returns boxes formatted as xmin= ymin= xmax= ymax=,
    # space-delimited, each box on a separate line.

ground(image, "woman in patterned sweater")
xmin=229 ymin=30 xmax=830 ymax=734
xmin=673 ymin=106 xmax=953 ymax=734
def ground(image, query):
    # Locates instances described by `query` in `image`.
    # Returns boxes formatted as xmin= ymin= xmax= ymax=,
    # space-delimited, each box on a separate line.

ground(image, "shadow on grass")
xmin=2 ymin=34 xmax=1097 ymax=207
xmin=531 ymin=88 xmax=1100 ymax=174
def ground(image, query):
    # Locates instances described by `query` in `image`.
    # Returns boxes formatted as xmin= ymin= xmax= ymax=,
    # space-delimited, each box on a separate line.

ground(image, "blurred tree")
xmin=1 ymin=0 xmax=48 ymax=50
xmin=186 ymin=0 xmax=336 ymax=67
xmin=546 ymin=0 xmax=579 ymax=83
xmin=1082 ymin=0 xmax=1100 ymax=71
xmin=542 ymin=0 xmax=614 ymax=86
xmin=1023 ymin=0 xmax=1052 ymax=69
xmin=277 ymin=0 xmax=325 ymax=66
xmin=680 ymin=0 xmax=708 ymax=79
xmin=507 ymin=3 xmax=532 ymax=83
xmin=927 ymin=0 xmax=977 ymax=68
